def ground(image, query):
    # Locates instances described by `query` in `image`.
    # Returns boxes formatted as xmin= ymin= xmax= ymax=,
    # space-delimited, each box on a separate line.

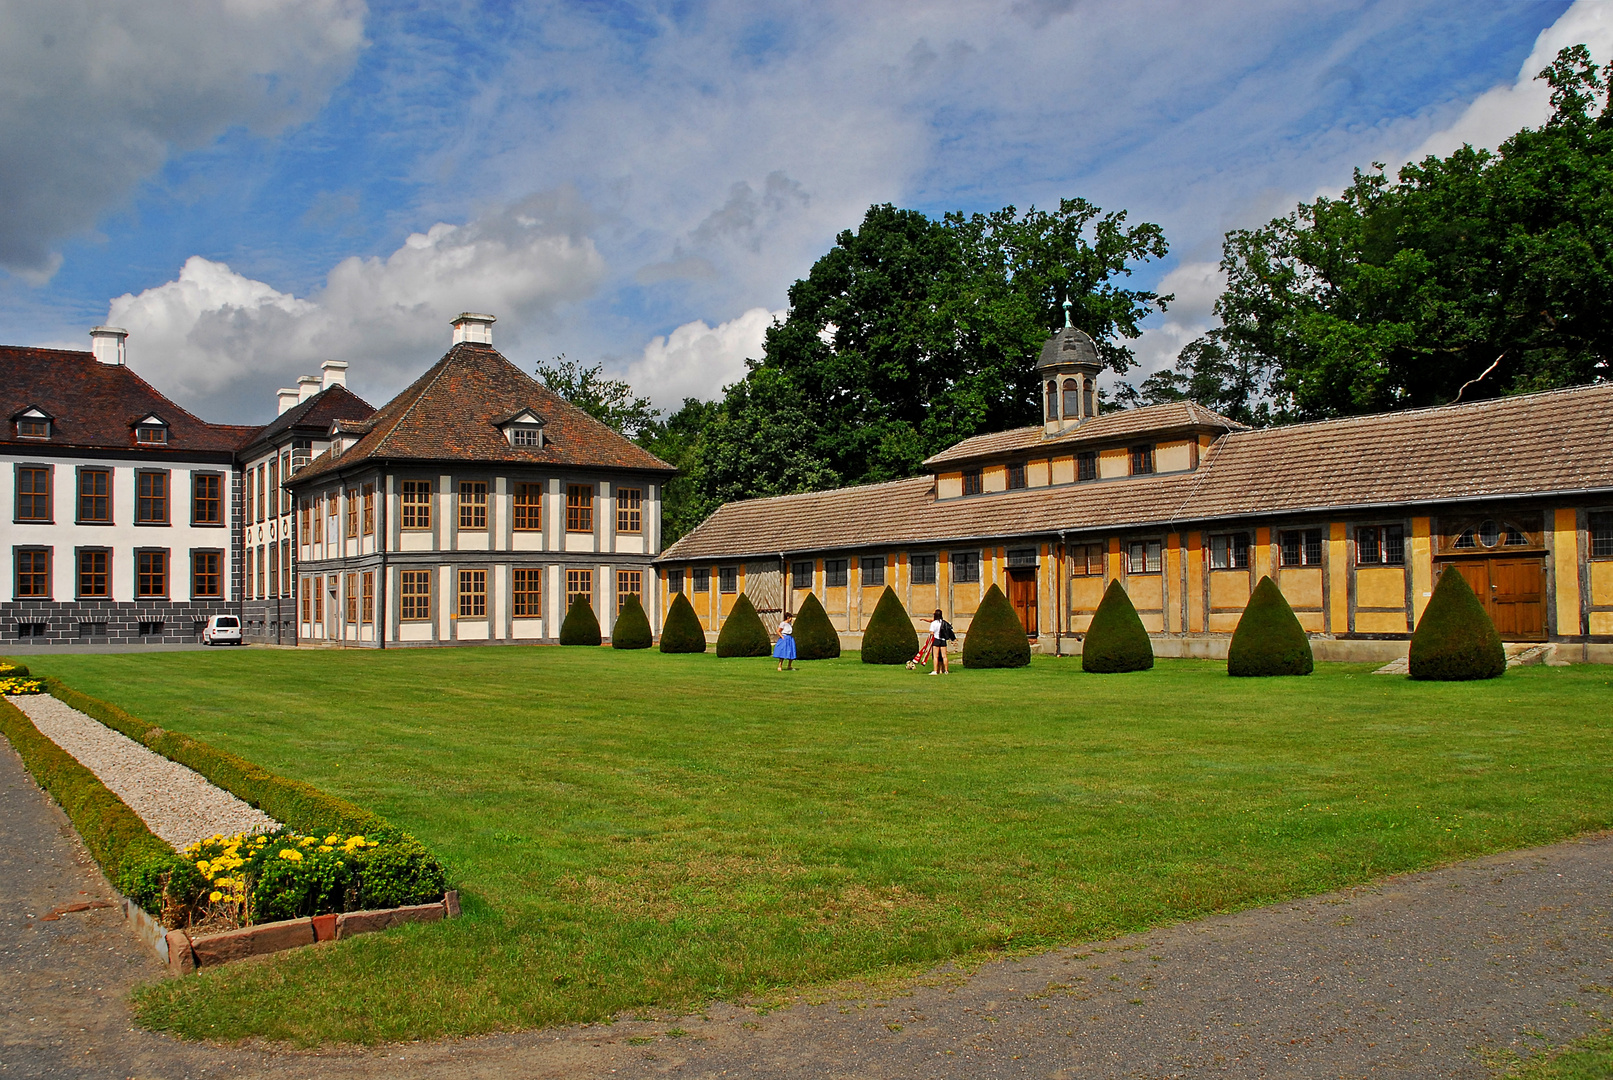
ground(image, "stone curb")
xmin=161 ymin=890 xmax=459 ymax=974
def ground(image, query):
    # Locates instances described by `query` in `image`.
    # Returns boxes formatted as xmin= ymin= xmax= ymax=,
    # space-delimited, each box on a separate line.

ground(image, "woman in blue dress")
xmin=774 ymin=612 xmax=797 ymax=671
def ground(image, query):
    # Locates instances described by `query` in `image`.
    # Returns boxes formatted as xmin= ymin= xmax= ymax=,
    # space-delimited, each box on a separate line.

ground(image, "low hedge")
xmin=791 ymin=592 xmax=841 ymax=660
xmin=0 ymin=697 xmax=176 ymax=914
xmin=45 ymin=677 xmax=388 ymax=837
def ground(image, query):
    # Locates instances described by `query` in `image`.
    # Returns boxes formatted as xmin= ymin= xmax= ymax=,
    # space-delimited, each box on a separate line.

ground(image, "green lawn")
xmin=16 ymin=649 xmax=1613 ymax=1045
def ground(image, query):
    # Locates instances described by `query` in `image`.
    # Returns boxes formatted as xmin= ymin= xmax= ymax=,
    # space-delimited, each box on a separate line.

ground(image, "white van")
xmin=202 ymin=615 xmax=242 ymax=646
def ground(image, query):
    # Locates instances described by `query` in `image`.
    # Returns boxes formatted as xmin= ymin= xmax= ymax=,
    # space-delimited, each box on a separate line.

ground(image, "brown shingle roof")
xmin=0 ymin=345 xmax=250 ymax=456
xmin=293 ymin=342 xmax=673 ymax=481
xmin=240 ymin=384 xmax=375 ymax=453
xmin=922 ymin=401 xmax=1246 ymax=467
xmin=661 ymin=382 xmax=1613 ymax=562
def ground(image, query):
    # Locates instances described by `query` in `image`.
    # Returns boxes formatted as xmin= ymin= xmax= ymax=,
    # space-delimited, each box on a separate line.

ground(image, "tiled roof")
xmin=661 ymin=382 xmax=1613 ymax=562
xmin=0 ymin=346 xmax=250 ymax=456
xmin=922 ymin=401 xmax=1246 ymax=467
xmin=240 ymin=384 xmax=375 ymax=452
xmin=293 ymin=342 xmax=674 ymax=481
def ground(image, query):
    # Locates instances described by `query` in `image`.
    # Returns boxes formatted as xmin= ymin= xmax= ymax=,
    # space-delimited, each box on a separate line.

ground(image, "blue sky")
xmin=0 ymin=0 xmax=1601 ymax=421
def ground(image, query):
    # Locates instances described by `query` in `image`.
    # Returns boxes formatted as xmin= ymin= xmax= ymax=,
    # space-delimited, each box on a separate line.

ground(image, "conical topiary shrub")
xmin=1408 ymin=566 xmax=1506 ymax=681
xmin=716 ymin=593 xmax=772 ymax=657
xmin=962 ymin=583 xmax=1032 ymax=669
xmin=659 ymin=591 xmax=707 ymax=654
xmin=792 ymin=592 xmax=841 ymax=660
xmin=1082 ymin=579 xmax=1154 ymax=673
xmin=559 ymin=595 xmax=602 ymax=646
xmin=860 ymin=586 xmax=920 ymax=664
xmin=611 ymin=593 xmax=652 ymax=650
xmin=1227 ymin=575 xmax=1314 ymax=677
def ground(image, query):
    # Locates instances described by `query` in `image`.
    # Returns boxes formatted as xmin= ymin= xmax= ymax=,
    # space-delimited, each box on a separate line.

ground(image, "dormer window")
xmin=15 ymin=409 xmax=50 ymax=439
xmin=135 ymin=417 xmax=168 ymax=444
xmin=498 ymin=408 xmax=547 ymax=448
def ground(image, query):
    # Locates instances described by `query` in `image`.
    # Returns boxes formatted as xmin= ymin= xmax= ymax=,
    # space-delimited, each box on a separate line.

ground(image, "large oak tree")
xmin=688 ymin=198 xmax=1171 ymax=520
xmin=1135 ymin=45 xmax=1613 ymax=424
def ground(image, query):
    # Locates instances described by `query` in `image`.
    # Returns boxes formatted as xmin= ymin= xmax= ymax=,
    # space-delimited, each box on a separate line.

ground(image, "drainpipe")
xmin=779 ymin=552 xmax=787 ymax=615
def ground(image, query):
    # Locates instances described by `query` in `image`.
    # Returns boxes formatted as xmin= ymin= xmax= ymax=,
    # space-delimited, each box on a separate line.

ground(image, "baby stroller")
xmin=905 ymin=634 xmax=935 ymax=670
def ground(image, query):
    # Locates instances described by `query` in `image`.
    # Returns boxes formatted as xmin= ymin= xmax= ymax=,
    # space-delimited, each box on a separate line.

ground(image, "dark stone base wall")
xmin=242 ymin=599 xmax=298 ymax=645
xmin=3 ymin=601 xmax=236 ymax=645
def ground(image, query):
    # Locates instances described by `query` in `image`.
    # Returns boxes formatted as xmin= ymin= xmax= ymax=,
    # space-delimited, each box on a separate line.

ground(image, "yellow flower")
xmin=196 ymin=860 xmax=210 ymax=873
xmin=325 ymin=834 xmax=340 ymax=844
xmin=209 ymin=891 xmax=222 ymax=903
xmin=299 ymin=836 xmax=317 ymax=847
xmin=278 ymin=848 xmax=304 ymax=861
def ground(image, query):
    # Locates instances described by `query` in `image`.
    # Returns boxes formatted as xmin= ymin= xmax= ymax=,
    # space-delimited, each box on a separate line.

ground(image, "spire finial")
xmin=1062 ymin=297 xmax=1073 ymax=329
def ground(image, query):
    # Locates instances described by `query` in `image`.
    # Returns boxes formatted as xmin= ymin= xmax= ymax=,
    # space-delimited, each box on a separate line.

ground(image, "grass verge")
xmin=20 ymin=649 xmax=1613 ymax=1046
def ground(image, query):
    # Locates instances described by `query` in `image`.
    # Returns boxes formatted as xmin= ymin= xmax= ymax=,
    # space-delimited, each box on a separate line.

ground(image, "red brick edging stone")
xmin=162 ymin=890 xmax=460 ymax=974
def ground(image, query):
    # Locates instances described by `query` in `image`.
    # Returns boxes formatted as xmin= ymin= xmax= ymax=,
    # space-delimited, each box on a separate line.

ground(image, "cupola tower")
xmin=1038 ymin=299 xmax=1101 ymax=436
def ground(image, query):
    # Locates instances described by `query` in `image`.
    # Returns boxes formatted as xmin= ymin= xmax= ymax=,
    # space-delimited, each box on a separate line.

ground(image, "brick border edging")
xmin=156 ymin=890 xmax=460 ymax=974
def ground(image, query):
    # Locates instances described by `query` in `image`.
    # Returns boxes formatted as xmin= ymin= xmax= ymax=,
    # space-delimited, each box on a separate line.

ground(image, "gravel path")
xmin=5 ymin=694 xmax=277 ymax=849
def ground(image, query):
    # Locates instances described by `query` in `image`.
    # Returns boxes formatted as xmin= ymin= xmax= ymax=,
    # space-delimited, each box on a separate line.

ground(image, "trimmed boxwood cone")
xmin=792 ymin=592 xmax=841 ymax=660
xmin=559 ymin=595 xmax=602 ymax=646
xmin=716 ymin=593 xmax=772 ymax=657
xmin=962 ymin=584 xmax=1032 ymax=668
xmin=860 ymin=586 xmax=919 ymax=664
xmin=1227 ymin=575 xmax=1314 ymax=676
xmin=611 ymin=593 xmax=652 ymax=650
xmin=1082 ymin=579 xmax=1154 ymax=673
xmin=659 ymin=592 xmax=707 ymax=653
xmin=1409 ymin=566 xmax=1506 ymax=681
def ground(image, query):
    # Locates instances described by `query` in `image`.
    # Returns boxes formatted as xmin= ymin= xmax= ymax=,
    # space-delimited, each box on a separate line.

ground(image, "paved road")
xmin=3 ymin=737 xmax=1609 ymax=1079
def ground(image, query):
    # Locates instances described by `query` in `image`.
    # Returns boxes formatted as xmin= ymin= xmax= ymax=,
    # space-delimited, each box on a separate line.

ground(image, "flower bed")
xmin=0 ymin=676 xmax=44 ymax=695
xmin=0 ymin=673 xmax=454 ymax=969
xmin=166 ymin=828 xmax=447 ymax=932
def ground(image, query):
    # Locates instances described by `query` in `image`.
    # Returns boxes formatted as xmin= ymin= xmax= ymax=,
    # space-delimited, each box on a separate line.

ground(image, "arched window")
xmin=1083 ymin=378 xmax=1095 ymax=417
xmin=1045 ymin=380 xmax=1058 ymax=422
xmin=1062 ymin=378 xmax=1080 ymax=418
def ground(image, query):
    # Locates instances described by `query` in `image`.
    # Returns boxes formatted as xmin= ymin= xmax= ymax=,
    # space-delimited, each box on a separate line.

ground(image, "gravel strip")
xmin=5 ymin=694 xmax=278 ymax=849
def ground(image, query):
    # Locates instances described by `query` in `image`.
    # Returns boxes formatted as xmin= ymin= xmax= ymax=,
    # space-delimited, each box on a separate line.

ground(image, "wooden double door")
xmin=1007 ymin=569 xmax=1038 ymax=636
xmin=1440 ymin=556 xmax=1546 ymax=641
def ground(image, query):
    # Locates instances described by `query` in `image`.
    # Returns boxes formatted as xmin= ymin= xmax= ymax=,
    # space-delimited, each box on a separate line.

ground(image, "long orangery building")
xmin=655 ymin=323 xmax=1613 ymax=663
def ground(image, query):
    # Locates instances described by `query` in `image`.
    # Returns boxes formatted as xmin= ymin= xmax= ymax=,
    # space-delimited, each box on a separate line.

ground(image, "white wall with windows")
xmin=4 ymin=452 xmax=234 ymax=604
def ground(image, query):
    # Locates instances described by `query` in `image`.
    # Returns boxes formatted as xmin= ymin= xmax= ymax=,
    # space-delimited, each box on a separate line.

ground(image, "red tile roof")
xmin=661 ymin=382 xmax=1613 ymax=561
xmin=923 ymin=401 xmax=1246 ymax=468
xmin=293 ymin=342 xmax=674 ymax=481
xmin=1 ymin=346 xmax=251 ymax=457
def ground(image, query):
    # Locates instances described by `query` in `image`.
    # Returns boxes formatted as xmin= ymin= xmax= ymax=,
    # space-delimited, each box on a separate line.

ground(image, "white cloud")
xmin=626 ymin=308 xmax=783 ymax=408
xmin=1119 ymin=261 xmax=1226 ymax=383
xmin=108 ymin=193 xmax=606 ymax=415
xmin=0 ymin=0 xmax=365 ymax=276
xmin=1407 ymin=1 xmax=1613 ymax=162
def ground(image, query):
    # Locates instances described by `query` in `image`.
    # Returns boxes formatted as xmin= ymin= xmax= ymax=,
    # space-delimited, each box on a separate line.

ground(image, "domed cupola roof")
xmin=1037 ymin=326 xmax=1099 ymax=370
xmin=1036 ymin=298 xmax=1100 ymax=370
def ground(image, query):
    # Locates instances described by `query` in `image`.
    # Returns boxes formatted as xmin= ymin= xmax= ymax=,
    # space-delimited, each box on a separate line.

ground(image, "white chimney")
xmin=90 ymin=326 xmax=128 ymax=366
xmin=451 ymin=312 xmax=495 ymax=345
xmin=297 ymin=374 xmax=322 ymax=402
xmin=277 ymin=387 xmax=300 ymax=415
xmin=320 ymin=359 xmax=348 ymax=389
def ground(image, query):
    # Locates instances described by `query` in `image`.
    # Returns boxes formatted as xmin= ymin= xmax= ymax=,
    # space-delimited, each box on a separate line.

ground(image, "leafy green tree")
xmin=635 ymin=397 xmax=721 ymax=543
xmin=1157 ymin=45 xmax=1613 ymax=424
xmin=694 ymin=199 xmax=1171 ymax=509
xmin=536 ymin=356 xmax=661 ymax=440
